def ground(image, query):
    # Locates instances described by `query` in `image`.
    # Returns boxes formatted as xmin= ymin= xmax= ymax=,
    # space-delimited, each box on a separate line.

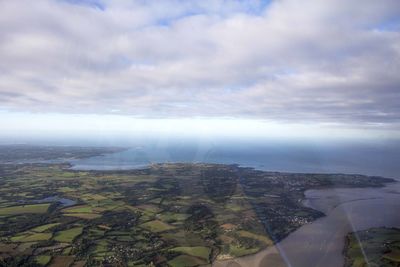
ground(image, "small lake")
xmin=33 ymin=196 xmax=76 ymax=207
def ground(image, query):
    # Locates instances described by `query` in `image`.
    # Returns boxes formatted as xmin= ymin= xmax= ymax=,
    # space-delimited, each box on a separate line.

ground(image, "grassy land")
xmin=54 ymin=227 xmax=83 ymax=243
xmin=344 ymin=227 xmax=400 ymax=267
xmin=64 ymin=213 xmax=102 ymax=219
xmin=62 ymin=205 xmax=94 ymax=213
xmin=237 ymin=230 xmax=273 ymax=246
xmin=228 ymin=244 xmax=260 ymax=257
xmin=169 ymin=246 xmax=211 ymax=260
xmin=35 ymin=255 xmax=52 ymax=266
xmin=0 ymin=203 xmax=50 ymax=215
xmin=11 ymin=232 xmax=52 ymax=242
xmin=140 ymin=220 xmax=175 ymax=232
xmin=158 ymin=212 xmax=189 ymax=222
xmin=167 ymin=255 xmax=207 ymax=267
xmin=31 ymin=223 xmax=61 ymax=232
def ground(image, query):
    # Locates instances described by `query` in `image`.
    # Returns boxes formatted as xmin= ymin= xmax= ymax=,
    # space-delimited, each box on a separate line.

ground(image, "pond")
xmin=33 ymin=196 xmax=77 ymax=207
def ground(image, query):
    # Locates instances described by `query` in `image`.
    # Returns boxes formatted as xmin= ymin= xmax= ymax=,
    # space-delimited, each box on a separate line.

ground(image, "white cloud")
xmin=0 ymin=0 xmax=399 ymax=125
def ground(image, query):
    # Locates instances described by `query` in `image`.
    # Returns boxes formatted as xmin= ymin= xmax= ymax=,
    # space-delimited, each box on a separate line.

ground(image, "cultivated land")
xmin=0 ymin=146 xmax=396 ymax=266
xmin=344 ymin=227 xmax=400 ymax=267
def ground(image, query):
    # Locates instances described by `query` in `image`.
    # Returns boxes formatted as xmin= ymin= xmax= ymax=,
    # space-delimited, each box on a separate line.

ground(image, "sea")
xmin=70 ymin=138 xmax=400 ymax=179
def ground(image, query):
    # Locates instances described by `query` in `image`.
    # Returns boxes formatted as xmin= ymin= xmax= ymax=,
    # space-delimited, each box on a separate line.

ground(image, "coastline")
xmin=212 ymin=180 xmax=400 ymax=267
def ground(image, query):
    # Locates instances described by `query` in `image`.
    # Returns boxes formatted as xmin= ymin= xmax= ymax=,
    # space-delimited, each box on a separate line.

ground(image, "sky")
xmin=0 ymin=0 xmax=400 ymax=140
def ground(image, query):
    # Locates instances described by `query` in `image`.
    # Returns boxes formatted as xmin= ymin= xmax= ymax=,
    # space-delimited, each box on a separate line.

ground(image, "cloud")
xmin=0 ymin=0 xmax=399 ymax=124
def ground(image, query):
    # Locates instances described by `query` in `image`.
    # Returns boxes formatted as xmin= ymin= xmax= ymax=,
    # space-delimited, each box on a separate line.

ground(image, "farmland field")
xmin=0 ymin=147 xmax=395 ymax=266
xmin=54 ymin=227 xmax=84 ymax=243
xmin=344 ymin=227 xmax=400 ymax=267
xmin=0 ymin=204 xmax=50 ymax=215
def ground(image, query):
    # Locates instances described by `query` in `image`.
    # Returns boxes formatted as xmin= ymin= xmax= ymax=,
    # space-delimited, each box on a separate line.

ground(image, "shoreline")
xmin=212 ymin=180 xmax=400 ymax=267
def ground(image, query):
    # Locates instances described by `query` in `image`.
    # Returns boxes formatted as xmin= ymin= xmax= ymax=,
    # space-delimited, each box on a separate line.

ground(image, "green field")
xmin=11 ymin=232 xmax=52 ymax=242
xmin=237 ymin=230 xmax=273 ymax=245
xmin=158 ymin=212 xmax=189 ymax=222
xmin=167 ymin=255 xmax=207 ymax=267
xmin=0 ymin=203 xmax=50 ymax=215
xmin=344 ymin=227 xmax=400 ymax=267
xmin=35 ymin=255 xmax=52 ymax=266
xmin=383 ymin=250 xmax=400 ymax=262
xmin=64 ymin=213 xmax=102 ymax=219
xmin=170 ymin=246 xmax=211 ymax=260
xmin=140 ymin=220 xmax=175 ymax=232
xmin=229 ymin=244 xmax=260 ymax=257
xmin=54 ymin=227 xmax=83 ymax=243
xmin=31 ymin=223 xmax=61 ymax=232
xmin=62 ymin=205 xmax=94 ymax=213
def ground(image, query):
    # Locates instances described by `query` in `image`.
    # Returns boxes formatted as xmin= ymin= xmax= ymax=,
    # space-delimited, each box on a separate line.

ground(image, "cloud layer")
xmin=1 ymin=0 xmax=400 ymax=124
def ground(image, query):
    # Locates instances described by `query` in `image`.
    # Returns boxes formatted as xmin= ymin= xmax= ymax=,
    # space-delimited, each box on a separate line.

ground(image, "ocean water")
xmin=71 ymin=139 xmax=400 ymax=179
